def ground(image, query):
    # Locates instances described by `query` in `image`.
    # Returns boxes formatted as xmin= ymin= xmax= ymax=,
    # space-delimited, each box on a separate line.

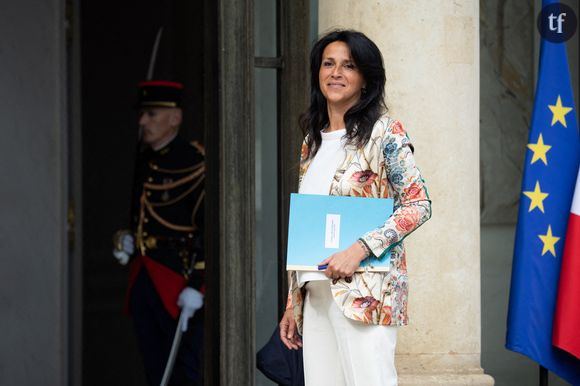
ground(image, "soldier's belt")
xmin=143 ymin=235 xmax=192 ymax=249
xmin=143 ymin=235 xmax=205 ymax=270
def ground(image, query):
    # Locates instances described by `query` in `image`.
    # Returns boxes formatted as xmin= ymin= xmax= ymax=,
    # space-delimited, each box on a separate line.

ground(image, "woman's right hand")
xmin=279 ymin=308 xmax=302 ymax=350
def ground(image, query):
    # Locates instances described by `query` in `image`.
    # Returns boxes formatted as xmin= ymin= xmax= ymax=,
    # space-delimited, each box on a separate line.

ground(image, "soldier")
xmin=113 ymin=80 xmax=205 ymax=386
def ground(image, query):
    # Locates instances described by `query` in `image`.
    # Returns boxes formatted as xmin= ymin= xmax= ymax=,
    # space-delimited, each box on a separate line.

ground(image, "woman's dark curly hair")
xmin=300 ymin=29 xmax=387 ymax=157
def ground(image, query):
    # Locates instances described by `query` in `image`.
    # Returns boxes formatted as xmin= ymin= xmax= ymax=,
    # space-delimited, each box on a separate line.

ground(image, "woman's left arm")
xmin=320 ymin=120 xmax=431 ymax=279
xmin=360 ymin=120 xmax=432 ymax=258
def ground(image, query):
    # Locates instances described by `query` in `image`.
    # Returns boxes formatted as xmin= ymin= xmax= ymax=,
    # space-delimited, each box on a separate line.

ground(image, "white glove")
xmin=113 ymin=249 xmax=130 ymax=265
xmin=112 ymin=234 xmax=134 ymax=265
xmin=177 ymin=287 xmax=204 ymax=332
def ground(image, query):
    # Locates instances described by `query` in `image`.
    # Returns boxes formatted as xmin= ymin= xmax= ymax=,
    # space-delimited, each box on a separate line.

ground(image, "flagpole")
xmin=540 ymin=366 xmax=548 ymax=386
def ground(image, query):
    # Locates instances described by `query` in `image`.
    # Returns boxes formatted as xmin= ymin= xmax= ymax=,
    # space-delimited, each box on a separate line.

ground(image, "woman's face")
xmin=318 ymin=41 xmax=366 ymax=110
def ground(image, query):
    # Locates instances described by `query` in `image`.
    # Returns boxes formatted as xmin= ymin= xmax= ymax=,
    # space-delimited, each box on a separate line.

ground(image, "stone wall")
xmin=319 ymin=1 xmax=493 ymax=384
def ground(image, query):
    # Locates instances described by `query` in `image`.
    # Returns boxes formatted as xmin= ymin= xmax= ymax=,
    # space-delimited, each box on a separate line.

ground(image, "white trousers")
xmin=302 ymin=280 xmax=398 ymax=386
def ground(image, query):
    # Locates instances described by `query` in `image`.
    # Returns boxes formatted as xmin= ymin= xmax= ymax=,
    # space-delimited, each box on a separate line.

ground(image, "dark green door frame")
xmin=205 ymin=0 xmax=255 ymax=385
xmin=204 ymin=1 xmax=310 ymax=384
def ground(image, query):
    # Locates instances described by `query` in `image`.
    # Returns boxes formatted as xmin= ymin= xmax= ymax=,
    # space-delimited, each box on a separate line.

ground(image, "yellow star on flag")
xmin=548 ymin=95 xmax=573 ymax=127
xmin=538 ymin=225 xmax=560 ymax=257
xmin=522 ymin=181 xmax=549 ymax=213
xmin=527 ymin=134 xmax=551 ymax=165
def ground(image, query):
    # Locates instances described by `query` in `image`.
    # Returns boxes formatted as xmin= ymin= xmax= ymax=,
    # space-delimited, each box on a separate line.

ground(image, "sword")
xmin=138 ymin=27 xmax=164 ymax=142
xmin=159 ymin=251 xmax=199 ymax=386
xmin=160 ymin=312 xmax=188 ymax=386
xmin=146 ymin=27 xmax=164 ymax=81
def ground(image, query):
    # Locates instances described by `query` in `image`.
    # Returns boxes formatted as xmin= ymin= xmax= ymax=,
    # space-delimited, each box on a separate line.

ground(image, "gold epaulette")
xmin=190 ymin=140 xmax=206 ymax=156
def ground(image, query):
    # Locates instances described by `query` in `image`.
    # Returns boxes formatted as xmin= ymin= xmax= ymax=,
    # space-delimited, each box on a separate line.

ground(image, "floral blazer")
xmin=288 ymin=115 xmax=432 ymax=334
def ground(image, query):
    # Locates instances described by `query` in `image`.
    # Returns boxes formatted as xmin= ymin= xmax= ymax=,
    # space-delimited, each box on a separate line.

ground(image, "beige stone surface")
xmin=399 ymin=374 xmax=494 ymax=386
xmin=319 ymin=1 xmax=490 ymax=382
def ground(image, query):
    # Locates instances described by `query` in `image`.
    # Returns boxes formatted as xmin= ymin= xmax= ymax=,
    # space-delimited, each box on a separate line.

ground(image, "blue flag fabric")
xmin=506 ymin=1 xmax=580 ymax=383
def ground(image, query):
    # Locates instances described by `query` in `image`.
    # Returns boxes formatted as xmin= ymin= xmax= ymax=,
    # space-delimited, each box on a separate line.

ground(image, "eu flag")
xmin=505 ymin=0 xmax=580 ymax=383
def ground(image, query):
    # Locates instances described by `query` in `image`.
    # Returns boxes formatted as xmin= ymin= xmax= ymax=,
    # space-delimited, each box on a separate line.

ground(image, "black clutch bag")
xmin=256 ymin=325 xmax=305 ymax=386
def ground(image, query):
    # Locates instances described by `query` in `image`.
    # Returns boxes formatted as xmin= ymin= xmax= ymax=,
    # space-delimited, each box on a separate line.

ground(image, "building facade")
xmin=0 ymin=1 xmax=577 ymax=385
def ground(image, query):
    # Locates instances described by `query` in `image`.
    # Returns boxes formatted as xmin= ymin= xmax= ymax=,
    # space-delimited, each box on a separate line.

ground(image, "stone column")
xmin=318 ymin=1 xmax=494 ymax=385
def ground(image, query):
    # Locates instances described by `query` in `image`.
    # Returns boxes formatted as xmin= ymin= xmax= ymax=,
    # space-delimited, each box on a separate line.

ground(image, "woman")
xmin=279 ymin=30 xmax=431 ymax=386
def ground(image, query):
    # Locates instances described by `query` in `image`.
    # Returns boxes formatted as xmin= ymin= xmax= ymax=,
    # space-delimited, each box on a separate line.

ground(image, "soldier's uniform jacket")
xmin=126 ymin=135 xmax=205 ymax=318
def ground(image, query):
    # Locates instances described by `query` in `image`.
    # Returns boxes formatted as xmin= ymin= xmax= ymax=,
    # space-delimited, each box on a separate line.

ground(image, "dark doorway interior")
xmin=80 ymin=1 xmax=211 ymax=384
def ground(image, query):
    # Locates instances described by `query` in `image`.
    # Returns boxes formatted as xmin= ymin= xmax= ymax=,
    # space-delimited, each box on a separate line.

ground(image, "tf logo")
xmin=537 ymin=3 xmax=577 ymax=43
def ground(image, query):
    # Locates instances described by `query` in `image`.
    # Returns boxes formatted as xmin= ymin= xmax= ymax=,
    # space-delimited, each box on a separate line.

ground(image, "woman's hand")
xmin=319 ymin=241 xmax=368 ymax=280
xmin=279 ymin=308 xmax=302 ymax=350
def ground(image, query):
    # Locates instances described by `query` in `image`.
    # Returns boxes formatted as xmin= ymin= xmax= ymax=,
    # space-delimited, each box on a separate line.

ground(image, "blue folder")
xmin=286 ymin=193 xmax=393 ymax=272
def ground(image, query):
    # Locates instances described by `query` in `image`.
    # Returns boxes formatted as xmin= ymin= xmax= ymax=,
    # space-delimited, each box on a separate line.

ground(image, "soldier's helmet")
xmin=137 ymin=80 xmax=184 ymax=108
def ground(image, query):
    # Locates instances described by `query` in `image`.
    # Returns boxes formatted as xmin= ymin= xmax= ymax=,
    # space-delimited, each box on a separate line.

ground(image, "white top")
xmin=297 ymin=128 xmax=347 ymax=285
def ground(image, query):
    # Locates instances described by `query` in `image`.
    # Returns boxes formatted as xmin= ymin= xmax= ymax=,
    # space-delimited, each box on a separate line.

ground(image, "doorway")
xmin=80 ymin=1 xmax=213 ymax=384
xmin=76 ymin=1 xmax=311 ymax=384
